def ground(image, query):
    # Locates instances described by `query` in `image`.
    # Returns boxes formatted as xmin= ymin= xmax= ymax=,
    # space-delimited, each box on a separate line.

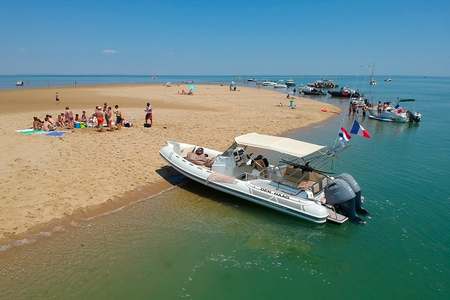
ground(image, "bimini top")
xmin=235 ymin=133 xmax=325 ymax=159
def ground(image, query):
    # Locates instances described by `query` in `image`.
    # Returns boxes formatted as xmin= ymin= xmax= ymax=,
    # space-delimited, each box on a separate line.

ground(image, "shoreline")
xmin=0 ymin=84 xmax=341 ymax=253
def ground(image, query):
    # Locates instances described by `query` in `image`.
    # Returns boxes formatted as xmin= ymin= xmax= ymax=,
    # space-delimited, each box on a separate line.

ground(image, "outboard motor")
xmin=337 ymin=173 xmax=369 ymax=216
xmin=407 ymin=110 xmax=421 ymax=122
xmin=325 ymin=178 xmax=364 ymax=224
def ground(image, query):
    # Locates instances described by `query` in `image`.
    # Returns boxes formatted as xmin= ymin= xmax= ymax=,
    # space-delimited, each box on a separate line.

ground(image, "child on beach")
xmin=144 ymin=102 xmax=152 ymax=127
xmin=81 ymin=111 xmax=87 ymax=123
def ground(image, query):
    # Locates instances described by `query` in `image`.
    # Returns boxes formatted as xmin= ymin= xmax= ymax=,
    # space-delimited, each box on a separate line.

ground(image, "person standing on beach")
xmin=144 ymin=102 xmax=152 ymax=127
xmin=105 ymin=106 xmax=113 ymax=130
xmin=55 ymin=92 xmax=60 ymax=103
xmin=95 ymin=106 xmax=104 ymax=131
xmin=103 ymin=102 xmax=108 ymax=113
xmin=65 ymin=107 xmax=74 ymax=129
xmin=114 ymin=105 xmax=123 ymax=128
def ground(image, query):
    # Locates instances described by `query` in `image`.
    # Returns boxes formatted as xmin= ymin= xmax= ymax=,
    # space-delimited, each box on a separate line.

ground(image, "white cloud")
xmin=102 ymin=49 xmax=118 ymax=55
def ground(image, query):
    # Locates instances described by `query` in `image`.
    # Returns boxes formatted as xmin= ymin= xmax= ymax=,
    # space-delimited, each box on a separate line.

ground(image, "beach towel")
xmin=46 ymin=131 xmax=65 ymax=137
xmin=16 ymin=129 xmax=48 ymax=135
xmin=16 ymin=129 xmax=66 ymax=137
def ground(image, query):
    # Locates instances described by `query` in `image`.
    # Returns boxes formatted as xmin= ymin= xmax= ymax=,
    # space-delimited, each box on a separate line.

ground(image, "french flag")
xmin=350 ymin=120 xmax=371 ymax=139
xmin=339 ymin=127 xmax=351 ymax=142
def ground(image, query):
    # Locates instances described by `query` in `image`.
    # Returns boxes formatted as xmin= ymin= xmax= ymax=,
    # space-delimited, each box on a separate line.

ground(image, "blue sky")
xmin=1 ymin=0 xmax=449 ymax=75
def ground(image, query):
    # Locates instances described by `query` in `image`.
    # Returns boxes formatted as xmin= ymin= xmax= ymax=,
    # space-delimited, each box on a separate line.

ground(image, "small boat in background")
xmin=368 ymin=64 xmax=377 ymax=86
xmin=301 ymin=86 xmax=326 ymax=96
xmin=328 ymin=87 xmax=361 ymax=98
xmin=308 ymin=80 xmax=338 ymax=89
xmin=384 ymin=78 xmax=392 ymax=82
xmin=16 ymin=81 xmax=24 ymax=87
xmin=247 ymin=78 xmax=257 ymax=82
xmin=274 ymin=81 xmax=288 ymax=88
xmin=262 ymin=81 xmax=277 ymax=87
xmin=286 ymin=80 xmax=296 ymax=87
xmin=368 ymin=99 xmax=421 ymax=123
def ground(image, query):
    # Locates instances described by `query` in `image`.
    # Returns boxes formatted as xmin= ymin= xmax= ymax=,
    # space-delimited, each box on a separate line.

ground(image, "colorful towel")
xmin=16 ymin=129 xmax=66 ymax=137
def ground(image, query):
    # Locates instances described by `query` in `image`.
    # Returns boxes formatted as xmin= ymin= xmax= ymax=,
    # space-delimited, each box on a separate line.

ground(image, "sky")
xmin=1 ymin=0 xmax=449 ymax=76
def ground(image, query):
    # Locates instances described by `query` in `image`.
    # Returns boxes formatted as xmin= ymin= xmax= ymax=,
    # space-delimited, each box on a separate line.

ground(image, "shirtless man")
xmin=32 ymin=117 xmax=43 ymax=130
xmin=42 ymin=117 xmax=55 ymax=131
xmin=144 ymin=102 xmax=152 ymax=127
xmin=186 ymin=147 xmax=215 ymax=167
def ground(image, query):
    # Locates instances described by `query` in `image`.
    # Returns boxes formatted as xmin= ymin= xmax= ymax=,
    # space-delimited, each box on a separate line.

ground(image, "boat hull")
xmin=159 ymin=143 xmax=329 ymax=224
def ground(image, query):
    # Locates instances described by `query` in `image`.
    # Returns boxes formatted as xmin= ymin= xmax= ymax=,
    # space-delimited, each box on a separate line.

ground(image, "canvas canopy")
xmin=235 ymin=133 xmax=325 ymax=159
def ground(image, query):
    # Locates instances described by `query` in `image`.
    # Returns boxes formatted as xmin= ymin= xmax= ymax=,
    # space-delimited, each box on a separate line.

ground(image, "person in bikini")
xmin=105 ymin=106 xmax=113 ymax=130
xmin=95 ymin=106 xmax=105 ymax=131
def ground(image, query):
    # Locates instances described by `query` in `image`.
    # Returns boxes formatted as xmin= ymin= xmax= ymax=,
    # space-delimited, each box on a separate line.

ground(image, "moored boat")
xmin=307 ymin=80 xmax=338 ymax=89
xmin=160 ymin=133 xmax=369 ymax=224
xmin=301 ymin=86 xmax=326 ymax=96
xmin=368 ymin=99 xmax=421 ymax=123
xmin=328 ymin=87 xmax=361 ymax=98
xmin=286 ymin=80 xmax=296 ymax=87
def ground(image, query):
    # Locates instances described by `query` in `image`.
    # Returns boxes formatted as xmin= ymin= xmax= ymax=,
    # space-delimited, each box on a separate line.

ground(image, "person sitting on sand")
xmin=144 ymin=102 xmax=152 ymax=127
xmin=33 ymin=117 xmax=43 ymax=130
xmin=56 ymin=113 xmax=65 ymax=128
xmin=42 ymin=117 xmax=55 ymax=131
xmin=95 ymin=106 xmax=104 ymax=130
xmin=46 ymin=115 xmax=56 ymax=127
xmin=81 ymin=111 xmax=87 ymax=123
xmin=65 ymin=107 xmax=74 ymax=129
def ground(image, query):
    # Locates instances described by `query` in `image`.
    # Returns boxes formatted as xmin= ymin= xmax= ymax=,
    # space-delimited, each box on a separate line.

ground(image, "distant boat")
xmin=328 ymin=87 xmax=361 ymax=98
xmin=286 ymin=80 xmax=296 ymax=87
xmin=274 ymin=81 xmax=288 ymax=88
xmin=307 ymin=80 xmax=338 ymax=89
xmin=247 ymin=78 xmax=257 ymax=82
xmin=384 ymin=78 xmax=392 ymax=82
xmin=368 ymin=64 xmax=377 ymax=86
xmin=301 ymin=86 xmax=326 ymax=96
xmin=16 ymin=81 xmax=24 ymax=87
xmin=262 ymin=81 xmax=277 ymax=87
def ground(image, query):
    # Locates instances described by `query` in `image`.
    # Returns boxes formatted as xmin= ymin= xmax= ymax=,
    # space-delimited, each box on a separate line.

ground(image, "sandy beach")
xmin=0 ymin=84 xmax=340 ymax=243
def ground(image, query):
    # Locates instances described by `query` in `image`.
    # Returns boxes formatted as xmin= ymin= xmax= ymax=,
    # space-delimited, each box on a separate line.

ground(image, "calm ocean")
xmin=0 ymin=75 xmax=449 ymax=299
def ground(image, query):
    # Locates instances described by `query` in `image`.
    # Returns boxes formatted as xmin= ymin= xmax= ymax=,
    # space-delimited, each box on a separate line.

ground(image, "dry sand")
xmin=0 ymin=84 xmax=340 ymax=243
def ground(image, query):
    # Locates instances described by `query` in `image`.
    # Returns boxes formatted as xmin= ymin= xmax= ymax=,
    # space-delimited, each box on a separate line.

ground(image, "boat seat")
xmin=180 ymin=146 xmax=197 ymax=157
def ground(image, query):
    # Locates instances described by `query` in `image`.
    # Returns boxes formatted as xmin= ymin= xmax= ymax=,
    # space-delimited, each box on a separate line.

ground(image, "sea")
xmin=0 ymin=75 xmax=449 ymax=299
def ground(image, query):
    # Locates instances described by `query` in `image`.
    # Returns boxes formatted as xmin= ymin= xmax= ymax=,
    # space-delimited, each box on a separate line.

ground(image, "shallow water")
xmin=1 ymin=76 xmax=449 ymax=299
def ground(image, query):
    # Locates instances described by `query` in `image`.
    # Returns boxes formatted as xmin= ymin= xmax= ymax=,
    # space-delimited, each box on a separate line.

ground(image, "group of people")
xmin=32 ymin=102 xmax=135 ymax=132
xmin=32 ymin=106 xmax=77 ymax=131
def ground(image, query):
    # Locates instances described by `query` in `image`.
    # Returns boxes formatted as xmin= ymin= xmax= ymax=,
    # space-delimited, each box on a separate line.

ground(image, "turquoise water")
xmin=0 ymin=76 xmax=449 ymax=299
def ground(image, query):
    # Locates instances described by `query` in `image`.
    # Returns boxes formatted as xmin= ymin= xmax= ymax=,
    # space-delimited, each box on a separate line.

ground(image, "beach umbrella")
xmin=187 ymin=84 xmax=196 ymax=92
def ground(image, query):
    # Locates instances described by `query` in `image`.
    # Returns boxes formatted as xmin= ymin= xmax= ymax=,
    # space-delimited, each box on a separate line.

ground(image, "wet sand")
xmin=0 ymin=84 xmax=340 ymax=246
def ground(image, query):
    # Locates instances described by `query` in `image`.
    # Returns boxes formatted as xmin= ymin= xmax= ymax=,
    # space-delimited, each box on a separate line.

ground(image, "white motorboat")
xmin=368 ymin=99 xmax=421 ymax=123
xmin=160 ymin=133 xmax=369 ymax=224
xmin=286 ymin=80 xmax=296 ymax=87
xmin=262 ymin=81 xmax=277 ymax=87
xmin=273 ymin=82 xmax=288 ymax=88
